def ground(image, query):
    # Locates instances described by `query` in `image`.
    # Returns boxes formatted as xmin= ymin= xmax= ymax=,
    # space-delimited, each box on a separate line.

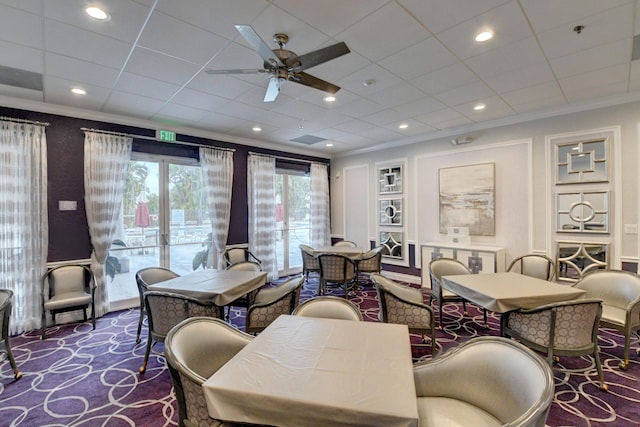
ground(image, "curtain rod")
xmin=81 ymin=127 xmax=235 ymax=152
xmin=248 ymin=151 xmax=329 ymax=166
xmin=0 ymin=116 xmax=50 ymax=126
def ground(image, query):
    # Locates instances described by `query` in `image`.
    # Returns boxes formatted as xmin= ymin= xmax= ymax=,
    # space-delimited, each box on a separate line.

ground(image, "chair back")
xmin=0 ymin=289 xmax=12 ymax=340
xmin=574 ymin=269 xmax=640 ymax=310
xmin=508 ymin=255 xmax=555 ymax=281
xmin=427 ymin=258 xmax=470 ymax=295
xmin=318 ymin=254 xmax=356 ymax=283
xmin=224 ymin=248 xmax=261 ymax=267
xmin=246 ymin=276 xmax=304 ymax=333
xmin=292 ymin=296 xmax=362 ymax=321
xmin=43 ymin=264 xmax=94 ymax=298
xmin=135 ymin=267 xmax=180 ymax=305
xmin=413 ymin=336 xmax=554 ymax=427
xmin=333 ymin=240 xmax=357 ymax=247
xmin=300 ymin=244 xmax=320 ymax=270
xmin=226 ymin=261 xmax=261 ymax=271
xmin=357 ymin=246 xmax=383 ymax=274
xmin=165 ymin=316 xmax=253 ymax=427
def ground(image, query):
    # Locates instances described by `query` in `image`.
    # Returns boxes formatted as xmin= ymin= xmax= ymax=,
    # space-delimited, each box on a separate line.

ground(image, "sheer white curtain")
xmin=84 ymin=131 xmax=132 ymax=316
xmin=310 ymin=163 xmax=330 ymax=248
xmin=0 ymin=121 xmax=48 ymax=334
xmin=247 ymin=154 xmax=278 ymax=281
xmin=200 ymin=148 xmax=233 ymax=269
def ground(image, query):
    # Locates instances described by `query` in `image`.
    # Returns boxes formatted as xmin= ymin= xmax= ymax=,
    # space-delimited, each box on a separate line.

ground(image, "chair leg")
xmin=3 ymin=343 xmax=22 ymax=380
xmin=139 ymin=336 xmax=153 ymax=374
xmin=136 ymin=309 xmax=144 ymax=344
xmin=620 ymin=330 xmax=631 ymax=370
xmin=41 ymin=310 xmax=47 ymax=340
xmin=462 ymin=301 xmax=467 ymax=315
xmin=593 ymin=348 xmax=608 ymax=391
xmin=483 ymin=309 xmax=488 ymax=328
xmin=438 ymin=300 xmax=443 ymax=330
xmin=90 ymin=302 xmax=96 ymax=330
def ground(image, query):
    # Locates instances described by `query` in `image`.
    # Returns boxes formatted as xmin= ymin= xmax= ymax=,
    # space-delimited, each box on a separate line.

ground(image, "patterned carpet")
xmin=0 ymin=274 xmax=638 ymax=426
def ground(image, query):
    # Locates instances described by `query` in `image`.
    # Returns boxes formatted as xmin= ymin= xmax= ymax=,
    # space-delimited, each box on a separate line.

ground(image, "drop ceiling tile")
xmin=337 ymin=2 xmax=430 ymax=62
xmin=510 ymin=95 xmax=568 ymax=114
xmin=114 ymin=72 xmax=182 ymax=101
xmin=501 ymin=81 xmax=564 ymax=107
xmin=360 ymin=108 xmax=406 ymax=126
xmin=435 ymin=1 xmax=533 ymax=60
xmin=559 ymin=63 xmax=629 ymax=101
xmin=216 ymin=99 xmax=267 ymax=121
xmin=434 ymin=80 xmax=495 ymax=107
xmin=484 ymin=63 xmax=556 ymax=94
xmin=367 ymin=82 xmax=427 ymax=108
xmin=550 ymin=39 xmax=631 ymax=79
xmin=0 ymin=84 xmax=43 ymax=102
xmin=43 ymin=75 xmax=111 ymax=109
xmin=398 ymin=0 xmax=511 ymax=34
xmin=378 ymin=38 xmax=458 ymax=80
xmin=337 ymin=63 xmax=403 ymax=96
xmin=384 ymin=118 xmax=437 ymax=136
xmin=124 ymin=47 xmax=202 ymax=86
xmin=0 ymin=0 xmax=43 ymax=14
xmin=0 ymin=40 xmax=43 ymax=73
xmin=154 ymin=103 xmax=210 ymax=124
xmin=102 ymin=91 xmax=166 ymax=117
xmin=305 ymin=50 xmax=371 ymax=82
xmin=334 ymin=97 xmax=384 ymax=119
xmin=46 ymin=53 xmax=120 ymax=88
xmin=196 ymin=111 xmax=250 ymax=133
xmin=358 ymin=125 xmax=403 ymax=142
xmin=628 ymin=60 xmax=640 ymax=91
xmin=463 ymin=37 xmax=547 ymax=79
xmin=334 ymin=119 xmax=376 ymax=134
xmin=414 ymin=107 xmax=469 ymax=128
xmin=393 ymin=96 xmax=445 ymax=117
xmin=138 ymin=11 xmax=228 ymax=65
xmin=452 ymin=95 xmax=515 ymax=122
xmin=171 ymin=87 xmax=229 ymax=111
xmin=187 ymin=73 xmax=255 ymax=100
xmin=0 ymin=5 xmax=44 ymax=49
xmin=519 ymin=0 xmax=631 ymax=33
xmin=44 ymin=19 xmax=131 ymax=69
xmin=410 ymin=63 xmax=478 ymax=95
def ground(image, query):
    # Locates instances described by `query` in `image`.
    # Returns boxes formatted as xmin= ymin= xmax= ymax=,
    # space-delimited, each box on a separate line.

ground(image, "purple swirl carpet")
xmin=0 ymin=275 xmax=638 ymax=426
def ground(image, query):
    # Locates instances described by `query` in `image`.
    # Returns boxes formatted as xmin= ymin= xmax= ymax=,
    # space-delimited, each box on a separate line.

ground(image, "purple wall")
xmin=0 ymin=106 xmax=329 ymax=263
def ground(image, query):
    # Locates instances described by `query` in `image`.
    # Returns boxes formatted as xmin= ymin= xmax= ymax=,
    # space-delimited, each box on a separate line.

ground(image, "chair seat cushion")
xmin=254 ymin=286 xmax=282 ymax=305
xmin=417 ymin=397 xmax=502 ymax=427
xmin=388 ymin=283 xmax=424 ymax=305
xmin=44 ymin=291 xmax=92 ymax=311
xmin=601 ymin=304 xmax=628 ymax=327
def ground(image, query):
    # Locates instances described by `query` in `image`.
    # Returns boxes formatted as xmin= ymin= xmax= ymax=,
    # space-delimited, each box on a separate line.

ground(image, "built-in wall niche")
xmin=379 ymin=198 xmax=402 ymax=226
xmin=555 ymin=138 xmax=608 ymax=184
xmin=556 ymin=191 xmax=609 ymax=234
xmin=378 ymin=165 xmax=402 ymax=194
xmin=380 ymin=231 xmax=403 ymax=259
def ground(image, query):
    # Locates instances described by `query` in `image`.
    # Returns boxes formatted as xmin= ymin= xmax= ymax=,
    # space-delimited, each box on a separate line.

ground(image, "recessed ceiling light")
xmin=362 ymin=79 xmax=376 ymax=87
xmin=326 ymin=143 xmax=333 ymax=147
xmin=475 ymin=30 xmax=493 ymax=42
xmin=473 ymin=103 xmax=486 ymax=111
xmin=324 ymin=96 xmax=336 ymax=102
xmin=71 ymin=88 xmax=86 ymax=95
xmin=252 ymin=126 xmax=261 ymax=132
xmin=398 ymin=123 xmax=408 ymax=129
xmin=85 ymin=6 xmax=110 ymax=20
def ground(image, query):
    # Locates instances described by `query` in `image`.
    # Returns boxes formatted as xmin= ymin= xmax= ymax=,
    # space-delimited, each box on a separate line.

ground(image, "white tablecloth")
xmin=203 ymin=315 xmax=418 ymax=427
xmin=313 ymin=245 xmax=364 ymax=259
xmin=441 ymin=272 xmax=586 ymax=313
xmin=148 ymin=269 xmax=267 ymax=306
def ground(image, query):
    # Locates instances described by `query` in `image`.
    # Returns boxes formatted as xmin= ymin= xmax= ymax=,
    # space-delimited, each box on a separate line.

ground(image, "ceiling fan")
xmin=206 ymin=25 xmax=350 ymax=102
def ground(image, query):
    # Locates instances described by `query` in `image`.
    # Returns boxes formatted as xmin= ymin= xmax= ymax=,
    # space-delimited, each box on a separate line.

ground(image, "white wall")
xmin=330 ymin=100 xmax=640 ymax=272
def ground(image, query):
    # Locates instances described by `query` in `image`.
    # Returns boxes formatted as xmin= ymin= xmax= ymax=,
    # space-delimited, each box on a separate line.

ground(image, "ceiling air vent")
xmin=0 ymin=65 xmax=43 ymax=91
xmin=290 ymin=135 xmax=327 ymax=145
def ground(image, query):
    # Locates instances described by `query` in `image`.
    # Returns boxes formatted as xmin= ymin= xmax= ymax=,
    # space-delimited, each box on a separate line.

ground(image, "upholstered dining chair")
xmin=0 ymin=289 xmax=22 ymax=380
xmin=356 ymin=245 xmax=384 ymax=285
xmin=223 ymin=247 xmax=261 ymax=268
xmin=135 ymin=267 xmax=180 ymax=344
xmin=428 ymin=258 xmax=488 ymax=329
xmin=165 ymin=316 xmax=253 ymax=427
xmin=502 ymin=298 xmax=607 ymax=391
xmin=245 ymin=275 xmax=304 ymax=334
xmin=292 ymin=296 xmax=363 ymax=321
xmin=508 ymin=254 xmax=556 ymax=281
xmin=299 ymin=244 xmax=320 ymax=282
xmin=140 ymin=291 xmax=220 ymax=374
xmin=573 ymin=269 xmax=640 ymax=370
xmin=318 ymin=254 xmax=358 ymax=299
xmin=333 ymin=240 xmax=357 ymax=247
xmin=41 ymin=264 xmax=96 ymax=340
xmin=224 ymin=260 xmax=263 ymax=321
xmin=372 ymin=273 xmax=436 ymax=355
xmin=413 ymin=336 xmax=554 ymax=427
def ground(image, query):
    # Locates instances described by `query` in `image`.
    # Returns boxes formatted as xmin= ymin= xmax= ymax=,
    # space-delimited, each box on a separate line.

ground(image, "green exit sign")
xmin=156 ymin=129 xmax=176 ymax=142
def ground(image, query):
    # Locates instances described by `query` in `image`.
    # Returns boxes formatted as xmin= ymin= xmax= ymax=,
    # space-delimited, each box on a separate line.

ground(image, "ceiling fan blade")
xmin=288 ymin=42 xmax=350 ymax=72
xmin=235 ymin=24 xmax=284 ymax=67
xmin=292 ymin=72 xmax=341 ymax=94
xmin=205 ymin=68 xmax=269 ymax=75
xmin=264 ymin=77 xmax=281 ymax=102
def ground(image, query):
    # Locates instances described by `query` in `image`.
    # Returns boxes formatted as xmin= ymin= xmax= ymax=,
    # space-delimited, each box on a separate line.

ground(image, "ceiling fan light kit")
xmin=206 ymin=25 xmax=350 ymax=102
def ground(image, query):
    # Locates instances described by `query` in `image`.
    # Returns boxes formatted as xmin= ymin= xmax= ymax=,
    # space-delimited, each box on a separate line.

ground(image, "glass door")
xmin=108 ymin=155 xmax=207 ymax=304
xmin=276 ymin=170 xmax=311 ymax=276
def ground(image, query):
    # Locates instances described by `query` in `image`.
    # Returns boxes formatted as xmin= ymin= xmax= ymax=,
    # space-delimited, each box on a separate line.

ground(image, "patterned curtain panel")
xmin=0 ymin=121 xmax=48 ymax=334
xmin=84 ymin=132 xmax=132 ymax=316
xmin=247 ymin=154 xmax=278 ymax=281
xmin=199 ymin=148 xmax=233 ymax=269
xmin=310 ymin=163 xmax=330 ymax=248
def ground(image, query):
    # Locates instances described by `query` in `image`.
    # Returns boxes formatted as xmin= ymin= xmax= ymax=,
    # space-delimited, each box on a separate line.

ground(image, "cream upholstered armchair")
xmin=372 ymin=273 xmax=436 ymax=355
xmin=41 ymin=264 xmax=96 ymax=340
xmin=245 ymin=275 xmax=304 ymax=334
xmin=318 ymin=254 xmax=357 ymax=299
xmin=333 ymin=240 xmax=357 ymax=247
xmin=356 ymin=245 xmax=384 ymax=284
xmin=573 ymin=269 xmax=640 ymax=370
xmin=224 ymin=260 xmax=263 ymax=321
xmin=223 ymin=247 xmax=261 ymax=268
xmin=140 ymin=291 xmax=220 ymax=374
xmin=135 ymin=267 xmax=180 ymax=344
xmin=508 ymin=254 xmax=556 ymax=281
xmin=292 ymin=296 xmax=363 ymax=321
xmin=0 ymin=289 xmax=22 ymax=380
xmin=299 ymin=244 xmax=320 ymax=282
xmin=413 ymin=337 xmax=554 ymax=427
xmin=428 ymin=258 xmax=487 ymax=329
xmin=502 ymin=298 xmax=607 ymax=391
xmin=165 ymin=316 xmax=253 ymax=427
